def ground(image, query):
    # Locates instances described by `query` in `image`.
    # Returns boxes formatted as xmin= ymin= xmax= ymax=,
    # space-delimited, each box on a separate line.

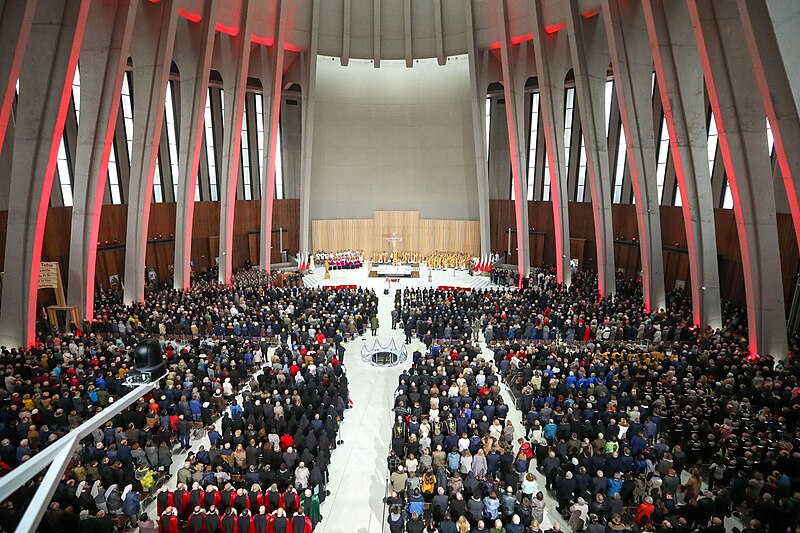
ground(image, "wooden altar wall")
xmin=312 ymin=211 xmax=480 ymax=255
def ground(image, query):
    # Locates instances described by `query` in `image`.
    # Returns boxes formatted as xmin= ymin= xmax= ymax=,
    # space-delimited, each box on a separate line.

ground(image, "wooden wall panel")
xmin=485 ymin=199 xmax=799 ymax=313
xmin=311 ymin=219 xmax=371 ymax=253
xmin=418 ymin=220 xmax=480 ymax=255
xmin=5 ymin=199 xmax=300 ymax=312
xmin=0 ymin=196 xmax=793 ymax=315
xmin=312 ymin=211 xmax=480 ymax=256
xmin=373 ymin=211 xmax=420 ymax=252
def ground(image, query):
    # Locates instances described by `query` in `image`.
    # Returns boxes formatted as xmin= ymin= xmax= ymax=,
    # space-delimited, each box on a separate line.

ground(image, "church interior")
xmin=0 ymin=1 xmax=798 ymax=532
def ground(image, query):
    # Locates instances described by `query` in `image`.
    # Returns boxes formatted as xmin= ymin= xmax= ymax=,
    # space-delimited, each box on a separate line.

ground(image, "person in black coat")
xmin=387 ymin=505 xmax=404 ymax=533
xmin=555 ymin=470 xmax=577 ymax=514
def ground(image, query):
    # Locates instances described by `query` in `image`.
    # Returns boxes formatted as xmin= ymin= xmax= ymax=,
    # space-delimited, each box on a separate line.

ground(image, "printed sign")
xmin=38 ymin=262 xmax=59 ymax=289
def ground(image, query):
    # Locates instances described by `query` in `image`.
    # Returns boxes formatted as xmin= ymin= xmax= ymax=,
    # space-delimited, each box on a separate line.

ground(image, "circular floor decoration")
xmin=361 ymin=338 xmax=407 ymax=366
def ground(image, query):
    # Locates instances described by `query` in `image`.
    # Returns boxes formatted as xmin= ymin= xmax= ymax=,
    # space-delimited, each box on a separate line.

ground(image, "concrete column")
xmin=298 ymin=0 xmax=320 ymax=255
xmin=564 ymin=1 xmax=617 ymax=299
xmin=600 ymin=0 xmax=666 ymax=311
xmin=687 ymin=0 xmax=788 ymax=358
xmin=122 ymin=0 xmax=179 ymax=304
xmin=463 ymin=1 xmax=491 ymax=257
xmin=0 ymin=0 xmax=36 ymax=159
xmin=258 ymin=0 xmax=287 ymax=273
xmin=531 ymin=0 xmax=572 ymax=285
xmin=497 ymin=0 xmax=530 ymax=279
xmin=738 ymin=0 xmax=800 ymax=253
xmin=217 ymin=0 xmax=255 ymax=285
xmin=67 ymin=0 xmax=139 ymax=322
xmin=172 ymin=1 xmax=219 ymax=290
xmin=642 ymin=0 xmax=722 ymax=329
xmin=0 ymin=0 xmax=90 ymax=348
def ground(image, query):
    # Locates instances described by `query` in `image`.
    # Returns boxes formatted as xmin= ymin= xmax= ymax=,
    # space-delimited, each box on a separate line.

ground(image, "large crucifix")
xmin=386 ymin=232 xmax=402 ymax=265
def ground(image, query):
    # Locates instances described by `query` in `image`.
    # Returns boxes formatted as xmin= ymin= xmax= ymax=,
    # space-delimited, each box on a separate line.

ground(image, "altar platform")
xmin=367 ymin=262 xmax=420 ymax=278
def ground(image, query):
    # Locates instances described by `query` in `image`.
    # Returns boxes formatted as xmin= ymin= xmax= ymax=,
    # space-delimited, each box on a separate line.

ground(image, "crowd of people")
xmin=387 ymin=267 xmax=800 ymax=532
xmin=314 ymin=250 xmax=364 ymax=270
xmin=387 ymin=340 xmax=525 ymax=533
xmin=149 ymin=338 xmax=346 ymax=533
xmin=0 ymin=269 xmax=370 ymax=532
xmin=88 ymin=269 xmax=378 ymax=341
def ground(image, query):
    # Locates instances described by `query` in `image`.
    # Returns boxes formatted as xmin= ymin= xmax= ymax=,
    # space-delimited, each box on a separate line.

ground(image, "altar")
xmin=371 ymin=264 xmax=414 ymax=277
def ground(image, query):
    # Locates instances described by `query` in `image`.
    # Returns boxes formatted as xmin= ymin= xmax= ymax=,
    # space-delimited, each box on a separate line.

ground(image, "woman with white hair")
xmin=569 ymin=496 xmax=589 ymax=532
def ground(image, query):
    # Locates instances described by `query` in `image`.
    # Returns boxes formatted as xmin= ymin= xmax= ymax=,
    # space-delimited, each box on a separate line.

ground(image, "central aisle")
xmin=312 ymin=265 xmax=568 ymax=532
xmin=315 ymin=271 xmax=419 ymax=533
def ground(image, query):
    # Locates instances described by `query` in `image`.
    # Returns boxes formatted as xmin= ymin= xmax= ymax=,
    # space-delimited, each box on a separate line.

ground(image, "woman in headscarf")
xmin=105 ymin=484 xmax=123 ymax=515
xmin=91 ymin=480 xmax=107 ymax=514
xmin=122 ymin=484 xmax=141 ymax=524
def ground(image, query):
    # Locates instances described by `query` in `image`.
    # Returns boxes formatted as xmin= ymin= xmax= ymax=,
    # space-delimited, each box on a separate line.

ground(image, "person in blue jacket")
xmin=122 ymin=484 xmax=141 ymax=525
xmin=607 ymin=471 xmax=624 ymax=498
xmin=407 ymin=487 xmax=425 ymax=516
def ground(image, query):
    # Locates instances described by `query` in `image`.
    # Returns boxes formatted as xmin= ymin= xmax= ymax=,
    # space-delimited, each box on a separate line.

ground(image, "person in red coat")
xmin=283 ymin=487 xmax=299 ymax=516
xmin=204 ymin=485 xmax=223 ymax=510
xmin=248 ymin=484 xmax=264 ymax=510
xmin=290 ymin=507 xmax=314 ymax=533
xmin=188 ymin=482 xmax=205 ymax=511
xmin=265 ymin=485 xmax=282 ymax=512
xmin=187 ymin=506 xmax=205 ymax=533
xmin=221 ymin=507 xmax=238 ymax=533
xmin=634 ymin=496 xmax=655 ymax=528
xmin=156 ymin=486 xmax=173 ymax=515
xmin=172 ymin=483 xmax=190 ymax=517
xmin=252 ymin=506 xmax=271 ymax=533
xmin=233 ymin=488 xmax=251 ymax=512
xmin=159 ymin=507 xmax=179 ymax=533
xmin=270 ymin=508 xmax=289 ymax=533
xmin=221 ymin=485 xmax=237 ymax=512
xmin=205 ymin=506 xmax=222 ymax=533
xmin=236 ymin=508 xmax=255 ymax=533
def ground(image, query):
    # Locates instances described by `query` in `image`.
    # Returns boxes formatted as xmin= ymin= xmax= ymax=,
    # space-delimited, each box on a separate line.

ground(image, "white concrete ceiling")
xmin=178 ymin=0 xmax=602 ymax=60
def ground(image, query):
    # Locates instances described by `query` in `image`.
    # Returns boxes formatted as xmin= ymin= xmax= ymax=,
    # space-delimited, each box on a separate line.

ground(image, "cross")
xmin=386 ymin=233 xmax=402 ymax=265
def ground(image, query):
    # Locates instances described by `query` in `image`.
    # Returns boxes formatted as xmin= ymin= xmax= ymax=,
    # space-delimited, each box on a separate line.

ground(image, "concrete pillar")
xmin=172 ymin=1 xmax=219 ymax=290
xmin=737 ymin=0 xmax=800 ymax=254
xmin=298 ymin=0 xmax=320 ymax=256
xmin=67 ymin=0 xmax=139 ymax=322
xmin=564 ymin=1 xmax=617 ymax=299
xmin=531 ymin=0 xmax=572 ymax=285
xmin=122 ymin=0 xmax=180 ymax=304
xmin=642 ymin=0 xmax=722 ymax=329
xmin=600 ymin=0 xmax=666 ymax=311
xmin=258 ymin=0 xmax=287 ymax=273
xmin=0 ymin=0 xmax=90 ymax=347
xmin=497 ymin=0 xmax=530 ymax=279
xmin=217 ymin=0 xmax=255 ymax=285
xmin=0 ymin=0 xmax=36 ymax=160
xmin=687 ymin=0 xmax=788 ymax=358
xmin=463 ymin=2 xmax=492 ymax=258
